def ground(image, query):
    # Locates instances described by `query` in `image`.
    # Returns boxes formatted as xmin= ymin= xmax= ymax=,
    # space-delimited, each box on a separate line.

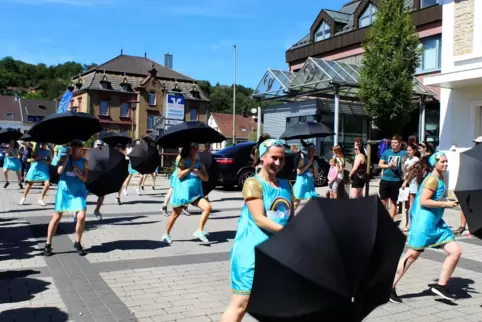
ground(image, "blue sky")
xmin=0 ymin=0 xmax=346 ymax=89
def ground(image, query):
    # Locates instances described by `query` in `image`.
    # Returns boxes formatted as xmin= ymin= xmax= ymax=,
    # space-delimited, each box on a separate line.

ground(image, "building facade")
xmin=70 ymin=54 xmax=210 ymax=139
xmin=0 ymin=95 xmax=56 ymax=133
xmin=424 ymin=0 xmax=482 ymax=195
xmin=207 ymin=113 xmax=258 ymax=150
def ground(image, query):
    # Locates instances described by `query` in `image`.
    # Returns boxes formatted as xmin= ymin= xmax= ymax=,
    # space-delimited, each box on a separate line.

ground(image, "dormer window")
xmin=359 ymin=3 xmax=378 ymax=28
xmin=315 ymin=21 xmax=331 ymax=42
xmin=99 ymin=72 xmax=111 ymax=90
xmin=120 ymin=73 xmax=131 ymax=92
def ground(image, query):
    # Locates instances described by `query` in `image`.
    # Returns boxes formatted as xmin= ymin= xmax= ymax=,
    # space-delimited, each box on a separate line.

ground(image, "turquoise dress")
xmin=169 ymin=168 xmax=178 ymax=187
xmin=128 ymin=162 xmax=139 ymax=175
xmin=170 ymin=158 xmax=203 ymax=207
xmin=3 ymin=148 xmax=21 ymax=172
xmin=293 ymin=155 xmax=319 ymax=200
xmin=230 ymin=176 xmax=293 ymax=295
xmin=54 ymin=157 xmax=87 ymax=213
xmin=26 ymin=148 xmax=50 ymax=182
xmin=51 ymin=146 xmax=68 ymax=166
xmin=407 ymin=175 xmax=455 ymax=250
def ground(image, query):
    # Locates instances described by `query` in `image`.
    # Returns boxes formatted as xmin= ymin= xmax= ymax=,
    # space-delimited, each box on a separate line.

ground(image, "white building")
xmin=0 ymin=95 xmax=28 ymax=132
xmin=424 ymin=0 xmax=482 ymax=195
xmin=207 ymin=113 xmax=258 ymax=151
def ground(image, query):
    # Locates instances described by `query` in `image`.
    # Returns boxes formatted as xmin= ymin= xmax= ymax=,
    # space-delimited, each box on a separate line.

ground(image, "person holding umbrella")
xmin=221 ymin=136 xmax=294 ymax=322
xmin=292 ymin=142 xmax=319 ymax=204
xmin=3 ymin=140 xmax=23 ymax=189
xmin=390 ymin=152 xmax=461 ymax=303
xmin=123 ymin=140 xmax=143 ymax=196
xmin=161 ymin=153 xmax=191 ymax=217
xmin=44 ymin=139 xmax=89 ymax=257
xmin=161 ymin=143 xmax=211 ymax=244
xmin=52 ymin=145 xmax=69 ymax=166
xmin=19 ymin=142 xmax=52 ymax=206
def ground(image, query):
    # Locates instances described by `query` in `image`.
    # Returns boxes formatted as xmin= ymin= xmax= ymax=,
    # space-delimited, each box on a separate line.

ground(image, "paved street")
xmin=0 ymin=176 xmax=482 ymax=322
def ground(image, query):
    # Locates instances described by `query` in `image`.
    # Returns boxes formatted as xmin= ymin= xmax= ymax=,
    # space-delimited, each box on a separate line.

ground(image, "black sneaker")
xmin=431 ymin=284 xmax=455 ymax=301
xmin=161 ymin=206 xmax=168 ymax=217
xmin=18 ymin=183 xmax=23 ymax=189
xmin=74 ymin=242 xmax=87 ymax=256
xmin=3 ymin=181 xmax=9 ymax=189
xmin=44 ymin=244 xmax=53 ymax=257
xmin=389 ymin=288 xmax=402 ymax=304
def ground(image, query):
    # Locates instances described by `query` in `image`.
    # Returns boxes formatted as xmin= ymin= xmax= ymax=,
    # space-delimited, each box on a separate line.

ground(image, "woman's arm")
xmin=177 ymin=159 xmax=193 ymax=179
xmin=349 ymin=155 xmax=360 ymax=177
xmin=198 ymin=164 xmax=209 ymax=182
xmin=296 ymin=157 xmax=312 ymax=175
xmin=57 ymin=156 xmax=69 ymax=175
xmin=74 ymin=160 xmax=88 ymax=183
xmin=313 ymin=160 xmax=319 ymax=178
xmin=419 ymin=176 xmax=455 ymax=208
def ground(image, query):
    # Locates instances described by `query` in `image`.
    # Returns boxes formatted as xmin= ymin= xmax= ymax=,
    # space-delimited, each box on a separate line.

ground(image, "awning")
xmin=252 ymin=57 xmax=436 ymax=102
xmin=423 ymin=67 xmax=482 ymax=89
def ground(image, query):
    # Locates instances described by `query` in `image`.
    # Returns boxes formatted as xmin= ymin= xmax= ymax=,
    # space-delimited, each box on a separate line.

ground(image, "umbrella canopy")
xmin=247 ymin=196 xmax=406 ymax=321
xmin=143 ymin=133 xmax=159 ymax=145
xmin=28 ymin=110 xmax=102 ymax=144
xmin=155 ymin=121 xmax=226 ymax=148
xmin=85 ymin=147 xmax=129 ymax=197
xmin=19 ymin=133 xmax=33 ymax=142
xmin=455 ymin=144 xmax=482 ymax=238
xmin=280 ymin=121 xmax=334 ymax=140
xmin=0 ymin=128 xmax=23 ymax=143
xmin=199 ymin=151 xmax=219 ymax=195
xmin=101 ymin=132 xmax=132 ymax=147
xmin=128 ymin=142 xmax=160 ymax=174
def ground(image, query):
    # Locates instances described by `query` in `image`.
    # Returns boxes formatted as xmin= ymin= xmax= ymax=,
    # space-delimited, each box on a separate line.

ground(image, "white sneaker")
xmin=161 ymin=234 xmax=172 ymax=245
xmin=37 ymin=199 xmax=46 ymax=206
xmin=136 ymin=188 xmax=140 ymax=195
xmin=19 ymin=197 xmax=26 ymax=205
xmin=182 ymin=208 xmax=191 ymax=216
xmin=123 ymin=189 xmax=128 ymax=196
xmin=94 ymin=210 xmax=103 ymax=221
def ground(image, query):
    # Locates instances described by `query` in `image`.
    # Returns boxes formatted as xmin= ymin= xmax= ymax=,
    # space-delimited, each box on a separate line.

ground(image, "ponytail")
xmin=251 ymin=134 xmax=271 ymax=167
xmin=408 ymin=155 xmax=431 ymax=184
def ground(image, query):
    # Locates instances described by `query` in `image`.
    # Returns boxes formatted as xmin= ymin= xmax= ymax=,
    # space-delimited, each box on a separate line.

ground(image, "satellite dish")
xmin=250 ymin=108 xmax=258 ymax=114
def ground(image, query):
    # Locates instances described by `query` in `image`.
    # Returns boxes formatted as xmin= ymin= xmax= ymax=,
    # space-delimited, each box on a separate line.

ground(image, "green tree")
xmin=248 ymin=125 xmax=264 ymax=142
xmin=358 ymin=0 xmax=421 ymax=135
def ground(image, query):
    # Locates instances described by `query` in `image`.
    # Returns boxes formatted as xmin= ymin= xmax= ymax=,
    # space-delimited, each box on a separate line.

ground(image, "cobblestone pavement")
xmin=0 ymin=176 xmax=481 ymax=321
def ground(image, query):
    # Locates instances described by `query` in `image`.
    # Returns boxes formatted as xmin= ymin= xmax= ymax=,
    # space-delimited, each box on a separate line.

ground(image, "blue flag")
xmin=57 ymin=89 xmax=73 ymax=113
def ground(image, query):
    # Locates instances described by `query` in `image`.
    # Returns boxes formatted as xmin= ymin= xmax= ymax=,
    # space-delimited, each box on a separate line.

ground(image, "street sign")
xmin=154 ymin=116 xmax=164 ymax=129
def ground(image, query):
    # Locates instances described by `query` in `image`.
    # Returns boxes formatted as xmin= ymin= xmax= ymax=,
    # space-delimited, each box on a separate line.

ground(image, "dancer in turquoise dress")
xmin=390 ymin=152 xmax=462 ymax=304
xmin=293 ymin=143 xmax=319 ymax=204
xmin=51 ymin=145 xmax=68 ymax=166
xmin=161 ymin=154 xmax=190 ymax=217
xmin=44 ymin=139 xmax=89 ymax=257
xmin=221 ymin=136 xmax=294 ymax=322
xmin=123 ymin=141 xmax=143 ymax=195
xmin=162 ymin=143 xmax=211 ymax=244
xmin=20 ymin=143 xmax=52 ymax=206
xmin=2 ymin=140 xmax=23 ymax=189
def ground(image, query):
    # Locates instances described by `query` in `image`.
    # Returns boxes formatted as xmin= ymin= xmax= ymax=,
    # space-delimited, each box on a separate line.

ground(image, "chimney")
xmin=164 ymin=53 xmax=173 ymax=69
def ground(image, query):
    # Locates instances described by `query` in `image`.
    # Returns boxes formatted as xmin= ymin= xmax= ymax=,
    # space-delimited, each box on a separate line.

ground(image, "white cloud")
xmin=8 ymin=0 xmax=114 ymax=6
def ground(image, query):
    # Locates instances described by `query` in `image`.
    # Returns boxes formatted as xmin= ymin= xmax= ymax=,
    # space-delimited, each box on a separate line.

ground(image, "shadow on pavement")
xmin=0 ymin=269 xmax=41 ymax=280
xmin=176 ymin=230 xmax=236 ymax=245
xmin=210 ymin=215 xmax=240 ymax=220
xmin=0 ymin=207 xmax=50 ymax=214
xmin=0 ymin=276 xmax=50 ymax=304
xmin=87 ymin=239 xmax=164 ymax=253
xmin=400 ymin=277 xmax=476 ymax=301
xmin=120 ymin=200 xmax=164 ymax=205
xmin=213 ymin=197 xmax=244 ymax=202
xmin=0 ymin=307 xmax=69 ymax=322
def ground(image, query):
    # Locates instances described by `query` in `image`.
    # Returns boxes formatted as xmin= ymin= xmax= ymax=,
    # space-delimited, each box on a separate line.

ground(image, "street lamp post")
xmin=250 ymin=106 xmax=262 ymax=141
xmin=232 ymin=45 xmax=236 ymax=145
xmin=128 ymin=100 xmax=138 ymax=138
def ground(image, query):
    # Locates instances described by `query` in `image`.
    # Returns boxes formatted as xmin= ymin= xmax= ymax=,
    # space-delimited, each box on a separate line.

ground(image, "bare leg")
xmin=221 ymin=295 xmax=249 ymax=322
xmin=389 ymin=199 xmax=397 ymax=219
xmin=3 ymin=170 xmax=8 ymax=182
xmin=124 ymin=175 xmax=132 ymax=190
xmin=46 ymin=212 xmax=64 ymax=245
xmin=438 ymin=242 xmax=462 ymax=285
xmin=151 ymin=173 xmax=156 ymax=187
xmin=165 ymin=207 xmax=183 ymax=234
xmin=23 ymin=182 xmax=33 ymax=198
xmin=75 ymin=211 xmax=87 ymax=243
xmin=393 ymin=249 xmax=422 ymax=288
xmin=193 ymin=198 xmax=212 ymax=231
xmin=95 ymin=196 xmax=105 ymax=212
xmin=163 ymin=188 xmax=173 ymax=208
xmin=15 ymin=171 xmax=22 ymax=183
xmin=40 ymin=181 xmax=50 ymax=200
xmin=460 ymin=212 xmax=467 ymax=228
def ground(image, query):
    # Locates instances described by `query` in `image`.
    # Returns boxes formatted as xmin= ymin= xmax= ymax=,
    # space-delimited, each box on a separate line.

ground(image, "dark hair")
xmin=392 ymin=135 xmax=402 ymax=142
xmin=354 ymin=143 xmax=366 ymax=158
xmin=407 ymin=155 xmax=431 ymax=184
xmin=180 ymin=144 xmax=192 ymax=160
xmin=251 ymin=134 xmax=271 ymax=167
xmin=406 ymin=143 xmax=420 ymax=158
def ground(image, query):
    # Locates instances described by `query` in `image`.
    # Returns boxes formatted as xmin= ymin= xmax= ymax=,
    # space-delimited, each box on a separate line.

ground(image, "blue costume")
xmin=3 ymin=148 xmax=21 ymax=172
xmin=51 ymin=146 xmax=68 ymax=166
xmin=293 ymin=153 xmax=319 ymax=200
xmin=170 ymin=158 xmax=204 ymax=207
xmin=54 ymin=157 xmax=87 ymax=213
xmin=407 ymin=153 xmax=454 ymax=250
xmin=230 ymin=138 xmax=294 ymax=295
xmin=128 ymin=162 xmax=139 ymax=175
xmin=26 ymin=147 xmax=50 ymax=182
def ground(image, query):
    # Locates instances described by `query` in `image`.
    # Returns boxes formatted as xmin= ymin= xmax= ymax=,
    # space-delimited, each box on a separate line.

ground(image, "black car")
xmin=213 ymin=142 xmax=329 ymax=189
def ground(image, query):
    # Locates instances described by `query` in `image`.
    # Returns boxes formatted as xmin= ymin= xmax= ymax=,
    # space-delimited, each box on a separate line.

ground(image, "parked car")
xmin=213 ymin=142 xmax=329 ymax=189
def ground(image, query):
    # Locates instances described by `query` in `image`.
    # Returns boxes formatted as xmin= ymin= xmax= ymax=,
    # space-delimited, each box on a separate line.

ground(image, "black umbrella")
xmin=19 ymin=133 xmax=33 ymax=141
xmin=0 ymin=128 xmax=23 ymax=143
xmin=247 ymin=196 xmax=406 ymax=321
xmin=85 ymin=147 xmax=129 ymax=197
xmin=129 ymin=143 xmax=160 ymax=174
xmin=199 ymin=151 xmax=219 ymax=195
xmin=280 ymin=121 xmax=334 ymax=140
xmin=155 ymin=121 xmax=226 ymax=148
xmin=101 ymin=132 xmax=132 ymax=147
xmin=143 ymin=133 xmax=159 ymax=145
xmin=28 ymin=110 xmax=102 ymax=144
xmin=455 ymin=144 xmax=482 ymax=238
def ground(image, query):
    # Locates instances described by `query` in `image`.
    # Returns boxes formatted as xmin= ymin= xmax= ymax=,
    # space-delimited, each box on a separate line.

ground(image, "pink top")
xmin=328 ymin=166 xmax=338 ymax=181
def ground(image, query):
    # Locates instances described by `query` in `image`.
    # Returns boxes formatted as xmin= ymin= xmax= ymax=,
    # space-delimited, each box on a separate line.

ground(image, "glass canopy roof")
xmin=252 ymin=57 xmax=436 ymax=102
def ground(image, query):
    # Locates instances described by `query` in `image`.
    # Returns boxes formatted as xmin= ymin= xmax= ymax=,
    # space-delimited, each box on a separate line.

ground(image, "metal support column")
xmin=334 ymin=86 xmax=340 ymax=146
xmin=419 ymin=96 xmax=426 ymax=142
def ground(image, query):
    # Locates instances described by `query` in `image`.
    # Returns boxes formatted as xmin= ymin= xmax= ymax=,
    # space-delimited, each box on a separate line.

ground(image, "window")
xmin=120 ymin=102 xmax=130 ymax=117
xmin=190 ymin=109 xmax=198 ymax=121
xmin=417 ymin=36 xmax=442 ymax=73
xmin=102 ymin=83 xmax=109 ymax=90
xmin=286 ymin=115 xmax=316 ymax=128
xmin=6 ymin=113 xmax=14 ymax=119
xmin=148 ymin=92 xmax=156 ymax=106
xmin=27 ymin=116 xmax=43 ymax=122
xmin=100 ymin=100 xmax=109 ymax=115
xmin=315 ymin=21 xmax=331 ymax=42
xmin=119 ymin=129 xmax=129 ymax=136
xmin=359 ymin=3 xmax=378 ymax=28
xmin=147 ymin=115 xmax=155 ymax=130
xmin=421 ymin=0 xmax=438 ymax=8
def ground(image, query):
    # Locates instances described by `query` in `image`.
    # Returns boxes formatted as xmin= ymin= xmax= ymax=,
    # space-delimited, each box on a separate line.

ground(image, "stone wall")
xmin=454 ymin=0 xmax=475 ymax=56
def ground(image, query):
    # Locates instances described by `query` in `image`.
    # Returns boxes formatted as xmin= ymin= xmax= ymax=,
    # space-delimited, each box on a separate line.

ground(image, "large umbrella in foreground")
xmin=129 ymin=143 xmax=160 ymax=174
xmin=101 ymin=132 xmax=132 ymax=147
xmin=280 ymin=121 xmax=334 ymax=140
xmin=455 ymin=144 xmax=482 ymax=239
xmin=155 ymin=121 xmax=226 ymax=148
xmin=86 ymin=147 xmax=129 ymax=197
xmin=199 ymin=151 xmax=219 ymax=195
xmin=247 ymin=196 xmax=406 ymax=321
xmin=28 ymin=110 xmax=102 ymax=144
xmin=0 ymin=128 xmax=23 ymax=143
xmin=143 ymin=133 xmax=159 ymax=145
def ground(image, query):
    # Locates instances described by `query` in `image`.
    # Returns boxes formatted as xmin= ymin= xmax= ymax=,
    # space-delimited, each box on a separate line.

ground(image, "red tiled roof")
xmin=210 ymin=113 xmax=258 ymax=139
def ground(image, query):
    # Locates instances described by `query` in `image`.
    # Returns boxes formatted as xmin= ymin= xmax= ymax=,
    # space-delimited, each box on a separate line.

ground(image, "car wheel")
xmin=315 ymin=168 xmax=328 ymax=187
xmin=237 ymin=169 xmax=255 ymax=188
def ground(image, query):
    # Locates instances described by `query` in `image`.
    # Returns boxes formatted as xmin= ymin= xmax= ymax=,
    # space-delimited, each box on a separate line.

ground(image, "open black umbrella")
xmin=143 ymin=133 xmax=159 ymax=145
xmin=199 ymin=151 xmax=219 ymax=195
xmin=280 ymin=121 xmax=334 ymax=140
xmin=247 ymin=196 xmax=406 ymax=321
xmin=101 ymin=132 xmax=132 ymax=147
xmin=128 ymin=143 xmax=160 ymax=174
xmin=455 ymin=144 xmax=482 ymax=238
xmin=19 ymin=133 xmax=33 ymax=142
xmin=0 ymin=128 xmax=23 ymax=143
xmin=28 ymin=110 xmax=102 ymax=144
xmin=155 ymin=121 xmax=226 ymax=148
xmin=85 ymin=147 xmax=129 ymax=197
